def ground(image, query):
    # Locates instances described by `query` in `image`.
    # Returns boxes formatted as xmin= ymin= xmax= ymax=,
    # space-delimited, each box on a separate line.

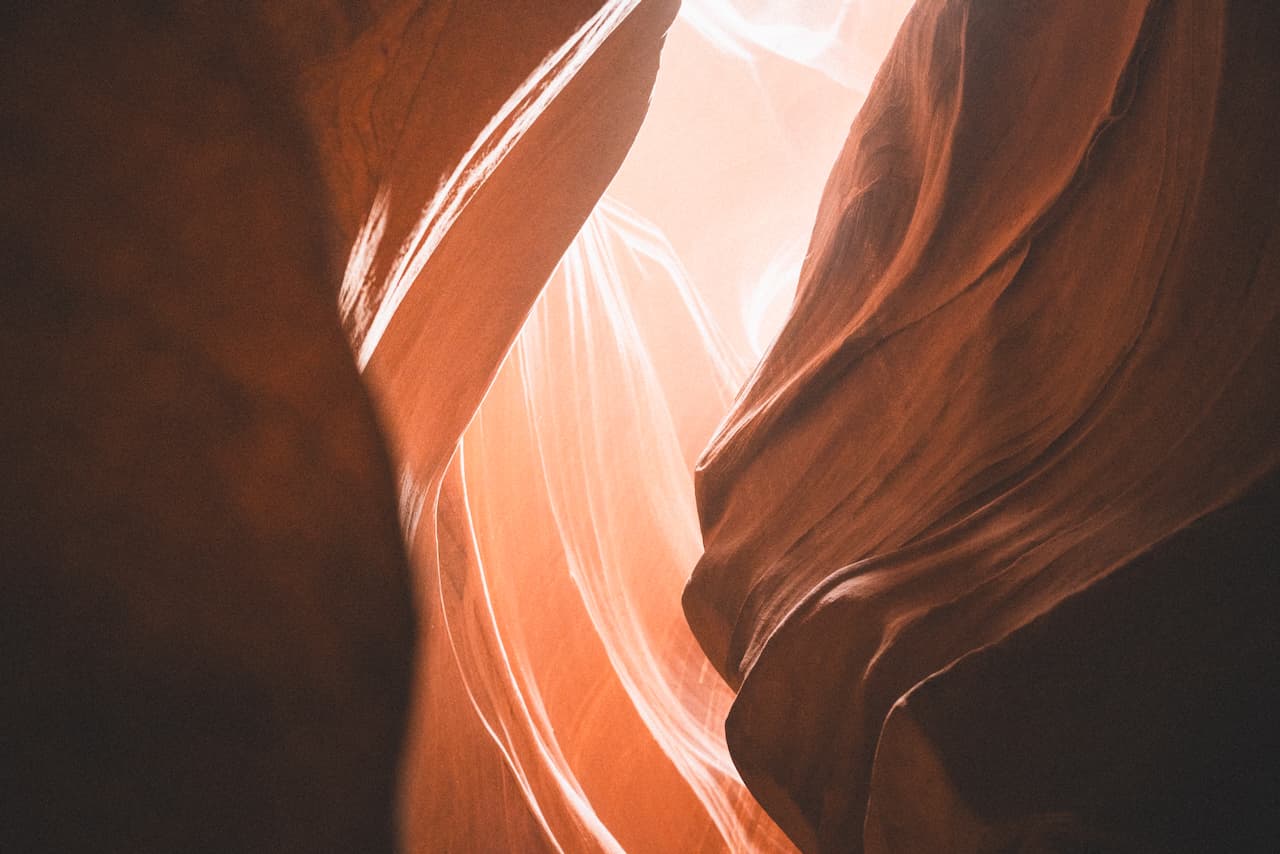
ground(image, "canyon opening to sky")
xmin=4 ymin=1 xmax=1278 ymax=853
xmin=367 ymin=4 xmax=913 ymax=851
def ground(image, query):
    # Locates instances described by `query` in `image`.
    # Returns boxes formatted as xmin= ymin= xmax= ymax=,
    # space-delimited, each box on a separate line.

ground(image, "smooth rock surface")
xmin=686 ymin=1 xmax=1280 ymax=850
xmin=1 ymin=1 xmax=678 ymax=850
xmin=1 ymin=5 xmax=415 ymax=851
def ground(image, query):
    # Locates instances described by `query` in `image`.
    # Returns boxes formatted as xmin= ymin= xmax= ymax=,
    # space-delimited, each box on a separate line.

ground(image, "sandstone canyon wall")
xmin=2 ymin=1 xmax=680 ymax=850
xmin=5 ymin=1 xmax=1278 ymax=852
xmin=685 ymin=1 xmax=1280 ymax=850
xmin=1 ymin=5 xmax=419 ymax=851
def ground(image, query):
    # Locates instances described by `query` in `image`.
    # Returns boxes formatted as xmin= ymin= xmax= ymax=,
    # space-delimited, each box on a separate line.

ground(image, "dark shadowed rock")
xmin=1 ymin=5 xmax=416 ymax=852
xmin=1 ymin=0 xmax=680 ymax=850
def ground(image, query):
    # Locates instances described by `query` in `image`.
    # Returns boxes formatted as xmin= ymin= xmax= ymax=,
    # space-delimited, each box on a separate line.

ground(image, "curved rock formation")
xmin=685 ymin=1 xmax=1280 ymax=850
xmin=319 ymin=2 xmax=687 ymax=849
xmin=2 ymin=1 xmax=678 ymax=850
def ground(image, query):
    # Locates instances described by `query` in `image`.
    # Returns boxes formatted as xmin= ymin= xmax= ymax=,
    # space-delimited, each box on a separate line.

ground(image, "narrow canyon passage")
xmin=349 ymin=3 xmax=912 ymax=850
xmin=4 ymin=2 xmax=1278 ymax=853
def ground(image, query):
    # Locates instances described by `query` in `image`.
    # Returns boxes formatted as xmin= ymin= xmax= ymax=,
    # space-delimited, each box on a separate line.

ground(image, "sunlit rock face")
xmin=10 ymin=0 xmax=1275 ymax=851
xmin=370 ymin=2 xmax=918 ymax=851
xmin=319 ymin=2 xmax=711 ymax=850
xmin=686 ymin=1 xmax=1280 ymax=851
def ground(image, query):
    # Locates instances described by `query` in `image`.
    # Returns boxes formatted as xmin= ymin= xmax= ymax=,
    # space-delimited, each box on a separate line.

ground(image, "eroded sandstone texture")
xmin=353 ymin=1 xmax=686 ymax=850
xmin=8 ymin=0 xmax=1277 ymax=850
xmin=1 ymin=1 xmax=675 ymax=851
xmin=686 ymin=1 xmax=1280 ymax=851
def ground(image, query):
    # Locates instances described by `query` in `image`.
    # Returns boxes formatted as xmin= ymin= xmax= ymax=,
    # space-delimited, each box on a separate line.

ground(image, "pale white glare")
xmin=744 ymin=240 xmax=805 ymax=359
xmin=344 ymin=1 xmax=913 ymax=850
xmin=682 ymin=0 xmax=906 ymax=90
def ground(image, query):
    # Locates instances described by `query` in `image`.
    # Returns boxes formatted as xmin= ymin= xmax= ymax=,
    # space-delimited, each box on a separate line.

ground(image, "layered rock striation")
xmin=685 ymin=1 xmax=1280 ymax=850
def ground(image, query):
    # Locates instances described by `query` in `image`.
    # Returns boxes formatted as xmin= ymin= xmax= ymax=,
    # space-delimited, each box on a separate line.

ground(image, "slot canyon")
xmin=3 ymin=1 xmax=1277 ymax=852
